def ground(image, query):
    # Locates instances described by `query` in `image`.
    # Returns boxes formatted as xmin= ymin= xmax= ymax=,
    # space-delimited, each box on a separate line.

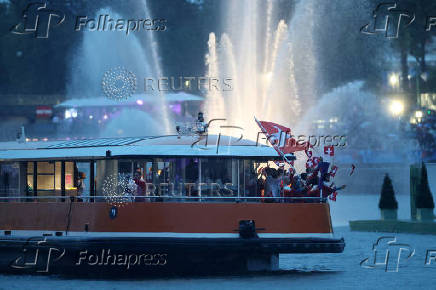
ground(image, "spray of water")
xmin=66 ymin=5 xmax=172 ymax=138
xmin=204 ymin=0 xmax=314 ymax=139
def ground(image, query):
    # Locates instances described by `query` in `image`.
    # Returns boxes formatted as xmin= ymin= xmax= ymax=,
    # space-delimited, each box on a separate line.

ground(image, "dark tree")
xmin=379 ymin=174 xmax=398 ymax=209
xmin=416 ymin=163 xmax=435 ymax=209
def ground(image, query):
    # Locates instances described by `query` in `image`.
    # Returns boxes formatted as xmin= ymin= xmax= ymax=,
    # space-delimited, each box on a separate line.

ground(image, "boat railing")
xmin=0 ymin=195 xmax=327 ymax=203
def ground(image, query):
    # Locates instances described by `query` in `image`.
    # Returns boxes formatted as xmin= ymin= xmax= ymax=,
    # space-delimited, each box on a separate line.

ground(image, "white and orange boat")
xmin=0 ymin=130 xmax=344 ymax=276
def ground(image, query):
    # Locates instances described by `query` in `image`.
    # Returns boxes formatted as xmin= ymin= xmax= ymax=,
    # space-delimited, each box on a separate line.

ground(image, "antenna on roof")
xmin=176 ymin=111 xmax=209 ymax=138
xmin=16 ymin=126 xmax=26 ymax=143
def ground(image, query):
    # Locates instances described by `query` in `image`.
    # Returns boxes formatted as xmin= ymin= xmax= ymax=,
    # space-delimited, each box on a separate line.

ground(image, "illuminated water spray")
xmin=204 ymin=0 xmax=318 ymax=140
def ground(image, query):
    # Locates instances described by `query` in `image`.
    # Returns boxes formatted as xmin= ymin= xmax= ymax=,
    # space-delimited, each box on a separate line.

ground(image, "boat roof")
xmin=0 ymin=135 xmax=286 ymax=161
xmin=55 ymin=93 xmax=203 ymax=108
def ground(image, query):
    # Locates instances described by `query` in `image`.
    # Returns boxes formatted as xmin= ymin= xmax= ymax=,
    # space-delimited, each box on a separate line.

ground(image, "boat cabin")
xmin=0 ymin=135 xmax=312 ymax=203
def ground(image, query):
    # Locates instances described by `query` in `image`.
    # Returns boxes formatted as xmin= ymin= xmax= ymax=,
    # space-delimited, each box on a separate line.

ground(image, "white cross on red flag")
xmin=324 ymin=145 xmax=335 ymax=156
xmin=306 ymin=159 xmax=314 ymax=168
xmin=306 ymin=157 xmax=320 ymax=169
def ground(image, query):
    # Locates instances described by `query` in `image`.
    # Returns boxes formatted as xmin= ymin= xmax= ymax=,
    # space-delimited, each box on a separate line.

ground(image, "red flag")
xmin=306 ymin=159 xmax=314 ymax=168
xmin=350 ymin=164 xmax=356 ymax=176
xmin=305 ymin=148 xmax=313 ymax=158
xmin=306 ymin=157 xmax=319 ymax=169
xmin=329 ymin=192 xmax=337 ymax=201
xmin=255 ymin=118 xmax=307 ymax=155
xmin=324 ymin=145 xmax=335 ymax=156
xmin=329 ymin=165 xmax=338 ymax=177
xmin=282 ymin=139 xmax=309 ymax=154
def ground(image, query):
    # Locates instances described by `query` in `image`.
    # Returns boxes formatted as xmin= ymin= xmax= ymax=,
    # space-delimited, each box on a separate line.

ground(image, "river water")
xmin=1 ymin=194 xmax=435 ymax=289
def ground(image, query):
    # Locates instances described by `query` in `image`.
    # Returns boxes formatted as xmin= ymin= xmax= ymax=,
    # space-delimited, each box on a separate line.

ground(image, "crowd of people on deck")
xmin=257 ymin=160 xmax=346 ymax=202
xmin=73 ymin=156 xmax=346 ymax=203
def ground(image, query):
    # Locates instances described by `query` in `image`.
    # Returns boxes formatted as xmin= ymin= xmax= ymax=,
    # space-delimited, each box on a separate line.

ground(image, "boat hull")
xmin=0 ymin=202 xmax=344 ymax=276
xmin=0 ymin=235 xmax=345 ymax=276
xmin=0 ymin=202 xmax=333 ymax=234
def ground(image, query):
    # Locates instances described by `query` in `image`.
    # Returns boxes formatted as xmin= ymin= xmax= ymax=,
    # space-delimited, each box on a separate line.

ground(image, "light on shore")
xmin=389 ymin=100 xmax=404 ymax=116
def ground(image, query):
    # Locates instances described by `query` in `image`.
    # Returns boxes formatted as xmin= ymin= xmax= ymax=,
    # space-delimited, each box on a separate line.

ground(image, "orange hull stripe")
xmin=0 ymin=202 xmax=333 ymax=234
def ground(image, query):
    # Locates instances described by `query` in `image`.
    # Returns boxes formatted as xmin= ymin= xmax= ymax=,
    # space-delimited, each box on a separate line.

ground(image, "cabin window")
xmin=0 ymin=162 xmax=21 ymax=199
xmin=241 ymin=159 xmax=265 ymax=199
xmin=25 ymin=161 xmax=75 ymax=201
xmin=93 ymin=157 xmax=287 ymax=202
xmin=199 ymin=158 xmax=235 ymax=197
xmin=36 ymin=162 xmax=55 ymax=191
xmin=65 ymin=162 xmax=74 ymax=189
xmin=27 ymin=162 xmax=34 ymax=192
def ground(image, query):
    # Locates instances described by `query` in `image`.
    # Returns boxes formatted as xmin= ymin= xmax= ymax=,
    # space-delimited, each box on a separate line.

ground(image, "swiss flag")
xmin=330 ymin=165 xmax=338 ymax=177
xmin=306 ymin=157 xmax=320 ymax=169
xmin=306 ymin=159 xmax=314 ymax=168
xmin=324 ymin=145 xmax=335 ymax=156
